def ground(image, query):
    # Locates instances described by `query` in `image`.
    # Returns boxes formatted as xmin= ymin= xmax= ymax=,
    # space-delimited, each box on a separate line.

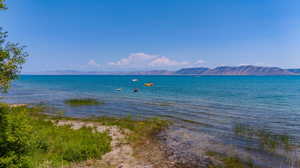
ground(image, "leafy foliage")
xmin=0 ymin=0 xmax=6 ymax=10
xmin=1 ymin=0 xmax=27 ymax=93
xmin=0 ymin=104 xmax=35 ymax=168
xmin=0 ymin=28 xmax=28 ymax=92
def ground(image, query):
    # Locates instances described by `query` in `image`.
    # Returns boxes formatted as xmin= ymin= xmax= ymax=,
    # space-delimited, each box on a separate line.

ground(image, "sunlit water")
xmin=2 ymin=75 xmax=300 ymax=167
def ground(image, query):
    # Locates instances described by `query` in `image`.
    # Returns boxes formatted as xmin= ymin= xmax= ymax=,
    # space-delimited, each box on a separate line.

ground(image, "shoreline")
xmin=2 ymin=103 xmax=299 ymax=168
xmin=48 ymin=117 xmax=216 ymax=168
xmin=2 ymin=103 xmax=175 ymax=168
xmin=49 ymin=118 xmax=174 ymax=168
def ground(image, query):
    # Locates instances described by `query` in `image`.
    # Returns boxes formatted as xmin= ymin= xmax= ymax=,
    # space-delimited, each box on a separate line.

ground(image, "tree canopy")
xmin=0 ymin=0 xmax=6 ymax=10
xmin=0 ymin=0 xmax=28 ymax=93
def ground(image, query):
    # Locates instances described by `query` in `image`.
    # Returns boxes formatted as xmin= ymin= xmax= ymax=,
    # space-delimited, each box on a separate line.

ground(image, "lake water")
xmin=2 ymin=75 xmax=300 ymax=167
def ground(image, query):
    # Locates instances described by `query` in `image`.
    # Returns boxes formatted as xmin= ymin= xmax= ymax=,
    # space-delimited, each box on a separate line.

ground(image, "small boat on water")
xmin=115 ymin=88 xmax=122 ymax=91
xmin=132 ymin=79 xmax=139 ymax=82
xmin=133 ymin=88 xmax=139 ymax=92
xmin=144 ymin=83 xmax=154 ymax=87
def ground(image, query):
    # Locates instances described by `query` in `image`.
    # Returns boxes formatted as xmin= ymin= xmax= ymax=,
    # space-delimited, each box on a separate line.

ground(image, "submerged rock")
xmin=158 ymin=128 xmax=215 ymax=168
xmin=157 ymin=126 xmax=300 ymax=168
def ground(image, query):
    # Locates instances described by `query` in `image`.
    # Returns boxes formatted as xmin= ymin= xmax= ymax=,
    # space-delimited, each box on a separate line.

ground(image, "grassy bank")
xmin=0 ymin=103 xmax=111 ymax=167
xmin=0 ymin=103 xmax=170 ymax=168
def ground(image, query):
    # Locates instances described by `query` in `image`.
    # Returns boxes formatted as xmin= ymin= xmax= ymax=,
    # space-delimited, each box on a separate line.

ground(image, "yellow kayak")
xmin=144 ymin=83 xmax=154 ymax=87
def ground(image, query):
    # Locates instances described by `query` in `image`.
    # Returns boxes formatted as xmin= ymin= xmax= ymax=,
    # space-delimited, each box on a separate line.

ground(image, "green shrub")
xmin=0 ymin=104 xmax=35 ymax=168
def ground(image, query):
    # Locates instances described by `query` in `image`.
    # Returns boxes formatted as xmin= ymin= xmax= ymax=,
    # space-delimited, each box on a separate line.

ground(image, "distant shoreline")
xmin=22 ymin=65 xmax=300 ymax=76
xmin=20 ymin=74 xmax=300 ymax=76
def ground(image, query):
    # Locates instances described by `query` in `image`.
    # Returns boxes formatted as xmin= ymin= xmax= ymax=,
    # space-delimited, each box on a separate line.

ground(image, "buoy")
xmin=144 ymin=83 xmax=154 ymax=87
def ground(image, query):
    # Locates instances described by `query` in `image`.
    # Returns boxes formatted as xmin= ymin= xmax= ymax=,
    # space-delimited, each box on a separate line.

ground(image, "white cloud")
xmin=239 ymin=63 xmax=251 ymax=66
xmin=195 ymin=59 xmax=205 ymax=65
xmin=87 ymin=59 xmax=101 ymax=68
xmin=254 ymin=62 xmax=270 ymax=66
xmin=108 ymin=53 xmax=192 ymax=68
xmin=108 ymin=53 xmax=156 ymax=66
xmin=148 ymin=56 xmax=189 ymax=67
xmin=238 ymin=63 xmax=270 ymax=67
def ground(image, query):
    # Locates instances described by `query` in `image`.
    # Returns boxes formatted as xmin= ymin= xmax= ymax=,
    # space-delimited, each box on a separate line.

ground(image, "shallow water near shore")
xmin=2 ymin=75 xmax=300 ymax=167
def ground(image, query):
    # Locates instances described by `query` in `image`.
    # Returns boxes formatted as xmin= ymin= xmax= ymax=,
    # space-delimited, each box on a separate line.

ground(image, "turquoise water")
xmin=2 ymin=75 xmax=300 ymax=166
xmin=3 ymin=75 xmax=300 ymax=137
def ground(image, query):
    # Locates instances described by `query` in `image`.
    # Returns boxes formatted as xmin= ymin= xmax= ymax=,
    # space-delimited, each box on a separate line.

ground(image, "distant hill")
xmin=126 ymin=70 xmax=174 ymax=75
xmin=287 ymin=69 xmax=300 ymax=74
xmin=24 ymin=70 xmax=175 ymax=75
xmin=176 ymin=67 xmax=210 ymax=75
xmin=175 ymin=65 xmax=296 ymax=76
xmin=25 ymin=66 xmax=300 ymax=76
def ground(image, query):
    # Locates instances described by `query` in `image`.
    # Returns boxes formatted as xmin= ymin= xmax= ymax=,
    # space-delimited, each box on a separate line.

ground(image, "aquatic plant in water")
xmin=64 ymin=98 xmax=103 ymax=106
xmin=234 ymin=123 xmax=291 ymax=152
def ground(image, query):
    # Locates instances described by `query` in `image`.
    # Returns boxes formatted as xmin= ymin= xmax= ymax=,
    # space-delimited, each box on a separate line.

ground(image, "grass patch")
xmin=234 ymin=123 xmax=291 ymax=152
xmin=0 ymin=103 xmax=111 ymax=168
xmin=64 ymin=98 xmax=103 ymax=106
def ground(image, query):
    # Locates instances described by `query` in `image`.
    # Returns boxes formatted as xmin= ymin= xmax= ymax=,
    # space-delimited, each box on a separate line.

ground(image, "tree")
xmin=0 ymin=0 xmax=28 ymax=93
xmin=0 ymin=0 xmax=6 ymax=10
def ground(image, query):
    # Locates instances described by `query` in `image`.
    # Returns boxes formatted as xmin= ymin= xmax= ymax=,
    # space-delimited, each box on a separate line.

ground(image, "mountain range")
xmin=176 ymin=66 xmax=300 ymax=75
xmin=26 ymin=65 xmax=300 ymax=76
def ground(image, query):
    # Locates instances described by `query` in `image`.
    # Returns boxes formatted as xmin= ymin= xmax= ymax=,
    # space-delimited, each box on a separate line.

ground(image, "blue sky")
xmin=1 ymin=0 xmax=300 ymax=72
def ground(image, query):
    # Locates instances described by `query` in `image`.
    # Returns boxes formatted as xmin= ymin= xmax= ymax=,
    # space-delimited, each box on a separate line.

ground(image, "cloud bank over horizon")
xmin=85 ymin=53 xmax=205 ymax=71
